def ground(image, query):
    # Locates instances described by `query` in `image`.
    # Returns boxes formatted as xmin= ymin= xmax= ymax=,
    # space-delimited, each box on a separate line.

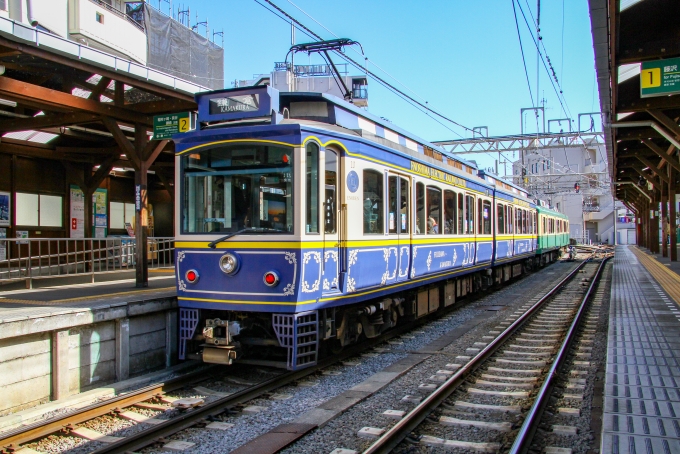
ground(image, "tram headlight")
xmin=219 ymin=253 xmax=239 ymax=275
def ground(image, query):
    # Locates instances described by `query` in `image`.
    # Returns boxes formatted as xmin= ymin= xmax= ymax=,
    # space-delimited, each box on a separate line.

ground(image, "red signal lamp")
xmin=185 ymin=269 xmax=199 ymax=283
xmin=263 ymin=271 xmax=279 ymax=287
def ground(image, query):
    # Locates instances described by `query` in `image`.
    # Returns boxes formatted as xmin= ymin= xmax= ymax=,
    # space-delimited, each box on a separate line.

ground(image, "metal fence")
xmin=0 ymin=237 xmax=174 ymax=287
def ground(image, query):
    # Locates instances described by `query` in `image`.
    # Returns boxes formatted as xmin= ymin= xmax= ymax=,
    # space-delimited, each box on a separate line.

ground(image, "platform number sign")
xmin=153 ymin=112 xmax=191 ymax=139
xmin=641 ymin=58 xmax=680 ymax=98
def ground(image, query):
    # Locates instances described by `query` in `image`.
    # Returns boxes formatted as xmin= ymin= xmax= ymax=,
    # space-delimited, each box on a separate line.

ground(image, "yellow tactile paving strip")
xmin=0 ymin=287 xmax=175 ymax=306
xmin=629 ymin=245 xmax=680 ymax=304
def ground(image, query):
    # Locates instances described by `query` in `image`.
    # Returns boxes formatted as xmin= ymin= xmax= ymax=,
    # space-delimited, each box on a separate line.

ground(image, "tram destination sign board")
xmin=641 ymin=57 xmax=680 ymax=98
xmin=153 ymin=112 xmax=191 ymax=139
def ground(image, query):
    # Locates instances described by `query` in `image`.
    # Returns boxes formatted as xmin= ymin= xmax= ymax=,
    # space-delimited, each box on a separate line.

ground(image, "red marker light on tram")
xmin=282 ymin=154 xmax=289 ymax=164
xmin=185 ymin=269 xmax=199 ymax=283
xmin=263 ymin=271 xmax=279 ymax=287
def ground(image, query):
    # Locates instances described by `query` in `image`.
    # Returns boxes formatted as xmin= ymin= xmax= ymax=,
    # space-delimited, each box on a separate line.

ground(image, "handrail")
xmin=0 ymin=237 xmax=175 ymax=287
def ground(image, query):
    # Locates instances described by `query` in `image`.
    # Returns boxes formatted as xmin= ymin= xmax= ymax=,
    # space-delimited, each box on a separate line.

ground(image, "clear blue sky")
xmin=163 ymin=0 xmax=599 ymax=170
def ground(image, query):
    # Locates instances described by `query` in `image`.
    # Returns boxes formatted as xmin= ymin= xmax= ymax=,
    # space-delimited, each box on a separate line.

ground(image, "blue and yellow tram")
xmin=173 ymin=86 xmax=568 ymax=369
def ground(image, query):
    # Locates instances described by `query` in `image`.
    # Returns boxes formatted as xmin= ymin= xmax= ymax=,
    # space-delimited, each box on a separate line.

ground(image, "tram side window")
xmin=444 ymin=190 xmax=455 ymax=234
xmin=465 ymin=195 xmax=475 ymax=234
xmin=325 ymin=149 xmax=337 ymax=234
xmin=306 ymin=143 xmax=319 ymax=233
xmin=543 ymin=216 xmax=546 ymax=234
xmin=416 ymin=182 xmax=425 ymax=234
xmin=427 ymin=186 xmax=441 ymax=234
xmin=477 ymin=198 xmax=483 ymax=234
xmin=497 ymin=203 xmax=505 ymax=234
xmin=533 ymin=212 xmax=537 ymax=234
xmin=507 ymin=205 xmax=513 ymax=234
xmin=400 ymin=177 xmax=409 ymax=234
xmin=516 ymin=208 xmax=522 ymax=234
xmin=482 ymin=200 xmax=491 ymax=234
xmin=388 ymin=176 xmax=398 ymax=234
xmin=458 ymin=193 xmax=465 ymax=234
xmin=363 ymin=170 xmax=383 ymax=234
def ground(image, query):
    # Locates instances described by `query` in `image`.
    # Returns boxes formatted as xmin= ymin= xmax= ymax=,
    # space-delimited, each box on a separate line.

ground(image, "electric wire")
xmin=262 ymin=0 xmax=474 ymax=138
xmin=284 ymin=0 xmax=430 ymax=106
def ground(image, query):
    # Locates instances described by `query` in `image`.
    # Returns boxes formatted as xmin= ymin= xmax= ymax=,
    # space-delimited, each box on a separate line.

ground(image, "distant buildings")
xmin=3 ymin=0 xmax=223 ymax=89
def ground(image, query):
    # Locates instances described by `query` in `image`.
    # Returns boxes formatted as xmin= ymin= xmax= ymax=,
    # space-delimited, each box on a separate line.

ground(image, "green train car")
xmin=536 ymin=205 xmax=570 ymax=263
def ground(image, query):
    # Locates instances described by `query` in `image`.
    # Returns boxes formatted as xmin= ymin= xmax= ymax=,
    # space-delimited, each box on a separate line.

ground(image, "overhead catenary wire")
xmin=262 ymin=0 xmax=475 ymax=138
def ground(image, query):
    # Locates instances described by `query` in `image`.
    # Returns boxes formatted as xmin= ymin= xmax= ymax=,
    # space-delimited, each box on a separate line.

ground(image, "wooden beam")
xmin=617 ymin=76 xmax=680 ymax=112
xmin=632 ymin=166 xmax=661 ymax=188
xmin=648 ymin=110 xmax=680 ymax=139
xmin=0 ymin=36 xmax=195 ymax=103
xmin=144 ymin=139 xmax=169 ymax=163
xmin=0 ymin=112 xmax=99 ymax=133
xmin=114 ymin=81 xmax=124 ymax=107
xmin=641 ymin=139 xmax=680 ymax=173
xmin=87 ymin=77 xmax=112 ymax=101
xmin=0 ymin=77 xmax=151 ymax=125
xmin=101 ymin=116 xmax=139 ymax=170
xmin=636 ymin=155 xmax=669 ymax=183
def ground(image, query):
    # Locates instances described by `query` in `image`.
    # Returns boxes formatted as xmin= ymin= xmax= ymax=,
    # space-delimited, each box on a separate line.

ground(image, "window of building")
xmin=415 ymin=182 xmax=425 ymax=234
xmin=363 ymin=170 xmax=383 ymax=234
xmin=426 ymin=186 xmax=441 ymax=234
xmin=444 ymin=190 xmax=455 ymax=234
xmin=15 ymin=193 xmax=62 ymax=227
xmin=0 ymin=1 xmax=7 ymax=11
xmin=306 ymin=143 xmax=319 ymax=233
xmin=96 ymin=12 xmax=105 ymax=23
xmin=110 ymin=202 xmax=136 ymax=229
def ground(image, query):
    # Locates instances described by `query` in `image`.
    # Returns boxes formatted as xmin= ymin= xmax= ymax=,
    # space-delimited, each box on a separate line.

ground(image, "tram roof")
xmin=279 ymin=91 xmax=478 ymax=170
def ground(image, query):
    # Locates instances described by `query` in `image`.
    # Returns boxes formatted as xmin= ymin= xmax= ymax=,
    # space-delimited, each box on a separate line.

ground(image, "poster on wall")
xmin=70 ymin=185 xmax=85 ymax=238
xmin=93 ymin=189 xmax=108 ymax=238
xmin=70 ymin=186 xmax=108 ymax=238
xmin=0 ymin=191 xmax=9 ymax=227
xmin=0 ymin=228 xmax=6 ymax=261
xmin=16 ymin=230 xmax=28 ymax=244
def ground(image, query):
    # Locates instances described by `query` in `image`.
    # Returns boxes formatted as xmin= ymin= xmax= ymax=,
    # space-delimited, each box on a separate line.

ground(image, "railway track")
xmin=360 ymin=258 xmax=609 ymax=453
xmin=0 ymin=259 xmax=591 ymax=454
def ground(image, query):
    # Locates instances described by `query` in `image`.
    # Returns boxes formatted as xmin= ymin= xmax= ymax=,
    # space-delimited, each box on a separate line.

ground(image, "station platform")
xmin=0 ymin=272 xmax=179 ymax=416
xmin=602 ymin=245 xmax=680 ymax=452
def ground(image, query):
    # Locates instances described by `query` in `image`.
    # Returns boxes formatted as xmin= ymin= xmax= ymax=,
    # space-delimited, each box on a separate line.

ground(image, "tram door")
xmin=388 ymin=174 xmax=411 ymax=282
xmin=322 ymin=149 xmax=340 ymax=294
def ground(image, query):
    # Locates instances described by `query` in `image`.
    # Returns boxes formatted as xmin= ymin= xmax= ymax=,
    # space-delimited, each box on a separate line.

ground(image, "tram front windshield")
xmin=181 ymin=144 xmax=293 ymax=234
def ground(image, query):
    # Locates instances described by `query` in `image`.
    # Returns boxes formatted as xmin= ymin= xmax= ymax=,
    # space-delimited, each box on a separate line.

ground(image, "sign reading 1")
xmin=153 ymin=112 xmax=191 ymax=139
xmin=641 ymin=57 xmax=680 ymax=98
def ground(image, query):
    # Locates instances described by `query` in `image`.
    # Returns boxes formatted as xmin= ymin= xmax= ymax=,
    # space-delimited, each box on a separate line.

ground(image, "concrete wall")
xmin=0 ymin=296 xmax=177 ymax=416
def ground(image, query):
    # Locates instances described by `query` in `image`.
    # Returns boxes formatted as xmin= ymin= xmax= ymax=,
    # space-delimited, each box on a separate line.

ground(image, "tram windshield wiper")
xmin=207 ymin=227 xmax=287 ymax=249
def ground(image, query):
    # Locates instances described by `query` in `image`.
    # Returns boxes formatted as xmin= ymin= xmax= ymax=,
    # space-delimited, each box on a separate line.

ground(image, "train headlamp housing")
xmin=219 ymin=253 xmax=240 ymax=275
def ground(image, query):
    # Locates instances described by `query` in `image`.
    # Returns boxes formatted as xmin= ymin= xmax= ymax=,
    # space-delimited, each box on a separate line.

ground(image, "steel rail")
xmin=363 ymin=259 xmax=591 ymax=454
xmin=0 ymin=365 xmax=216 ymax=449
xmin=90 ymin=308 xmax=448 ymax=454
xmin=509 ymin=257 xmax=609 ymax=453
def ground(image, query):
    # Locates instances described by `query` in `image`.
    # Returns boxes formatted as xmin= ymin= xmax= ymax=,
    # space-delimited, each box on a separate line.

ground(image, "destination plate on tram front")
xmin=209 ymin=94 xmax=260 ymax=114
